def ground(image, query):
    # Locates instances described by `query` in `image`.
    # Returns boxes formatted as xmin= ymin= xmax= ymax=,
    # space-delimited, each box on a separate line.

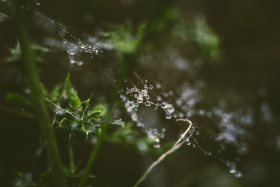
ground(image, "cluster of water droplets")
xmin=63 ymin=39 xmax=102 ymax=66
xmin=145 ymin=128 xmax=166 ymax=149
xmin=120 ymin=78 xmax=245 ymax=179
xmin=121 ymin=80 xmax=177 ymax=121
xmin=224 ymin=161 xmax=243 ymax=178
xmin=120 ymin=80 xmax=179 ymax=149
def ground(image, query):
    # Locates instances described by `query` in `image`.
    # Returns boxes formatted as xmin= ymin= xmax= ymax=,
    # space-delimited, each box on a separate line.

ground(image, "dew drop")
xmin=234 ymin=172 xmax=243 ymax=178
xmin=165 ymin=113 xmax=172 ymax=119
xmin=137 ymin=95 xmax=143 ymax=103
xmin=156 ymin=96 xmax=162 ymax=101
xmin=128 ymin=101 xmax=135 ymax=108
xmin=145 ymin=101 xmax=151 ymax=106
xmin=229 ymin=169 xmax=236 ymax=174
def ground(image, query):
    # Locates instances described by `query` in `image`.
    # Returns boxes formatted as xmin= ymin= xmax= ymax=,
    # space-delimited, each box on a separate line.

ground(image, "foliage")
xmin=6 ymin=42 xmax=49 ymax=68
xmin=5 ymin=3 xmax=221 ymax=186
xmin=107 ymin=122 xmax=173 ymax=155
xmin=5 ymin=92 xmax=33 ymax=110
xmin=47 ymin=74 xmax=118 ymax=139
xmin=104 ymin=21 xmax=147 ymax=55
xmin=173 ymin=16 xmax=220 ymax=59
xmin=14 ymin=173 xmax=36 ymax=187
xmin=105 ymin=10 xmax=220 ymax=60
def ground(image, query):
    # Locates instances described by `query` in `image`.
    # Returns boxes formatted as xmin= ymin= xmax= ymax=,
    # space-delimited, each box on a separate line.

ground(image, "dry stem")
xmin=134 ymin=118 xmax=193 ymax=187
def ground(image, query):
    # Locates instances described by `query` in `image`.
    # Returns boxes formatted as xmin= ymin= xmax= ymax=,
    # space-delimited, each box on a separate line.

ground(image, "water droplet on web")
xmin=142 ymin=89 xmax=148 ymax=96
xmin=165 ymin=113 xmax=172 ymax=119
xmin=144 ymin=84 xmax=148 ymax=89
xmin=128 ymin=101 xmax=135 ymax=108
xmin=154 ymin=144 xmax=160 ymax=149
xmin=145 ymin=101 xmax=151 ymax=106
xmin=137 ymin=95 xmax=143 ymax=103
xmin=229 ymin=168 xmax=236 ymax=174
xmin=234 ymin=172 xmax=243 ymax=178
xmin=156 ymin=83 xmax=161 ymax=89
xmin=149 ymin=85 xmax=153 ymax=89
xmin=68 ymin=50 xmax=75 ymax=55
xmin=131 ymin=113 xmax=138 ymax=121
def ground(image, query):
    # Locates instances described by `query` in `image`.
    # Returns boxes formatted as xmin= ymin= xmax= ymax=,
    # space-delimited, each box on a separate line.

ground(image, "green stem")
xmin=68 ymin=141 xmax=75 ymax=174
xmin=10 ymin=1 xmax=67 ymax=186
xmin=78 ymin=53 xmax=135 ymax=187
xmin=78 ymin=109 xmax=111 ymax=187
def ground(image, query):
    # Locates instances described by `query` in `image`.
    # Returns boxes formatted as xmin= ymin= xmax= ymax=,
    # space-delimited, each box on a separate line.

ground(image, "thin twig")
xmin=46 ymin=98 xmax=79 ymax=120
xmin=134 ymin=118 xmax=193 ymax=187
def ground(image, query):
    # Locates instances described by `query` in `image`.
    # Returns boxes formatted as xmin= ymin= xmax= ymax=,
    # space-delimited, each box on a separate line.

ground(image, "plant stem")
xmin=68 ymin=142 xmax=75 ymax=174
xmin=78 ymin=53 xmax=136 ymax=187
xmin=10 ymin=1 xmax=67 ymax=186
xmin=78 ymin=108 xmax=111 ymax=187
xmin=134 ymin=119 xmax=193 ymax=187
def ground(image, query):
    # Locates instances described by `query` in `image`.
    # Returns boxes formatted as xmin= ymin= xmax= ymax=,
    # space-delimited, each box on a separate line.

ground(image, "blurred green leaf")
xmin=110 ymin=119 xmax=125 ymax=127
xmin=105 ymin=21 xmax=147 ymax=54
xmin=91 ymin=103 xmax=107 ymax=117
xmin=14 ymin=172 xmax=36 ymax=187
xmin=107 ymin=123 xmax=173 ymax=155
xmin=62 ymin=74 xmax=81 ymax=108
xmin=5 ymin=93 xmax=32 ymax=108
xmin=173 ymin=17 xmax=220 ymax=60
xmin=6 ymin=42 xmax=49 ymax=67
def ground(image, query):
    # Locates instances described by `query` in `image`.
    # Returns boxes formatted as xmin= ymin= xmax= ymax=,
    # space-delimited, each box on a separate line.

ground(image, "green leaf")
xmin=15 ymin=172 xmax=36 ymax=187
xmin=62 ymin=74 xmax=81 ymax=108
xmin=110 ymin=119 xmax=125 ymax=127
xmin=173 ymin=17 xmax=220 ymax=60
xmin=49 ymin=85 xmax=62 ymax=103
xmin=91 ymin=104 xmax=107 ymax=117
xmin=105 ymin=21 xmax=147 ymax=54
xmin=5 ymin=93 xmax=32 ymax=108
xmin=59 ymin=118 xmax=72 ymax=131
xmin=6 ymin=42 xmax=49 ymax=67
